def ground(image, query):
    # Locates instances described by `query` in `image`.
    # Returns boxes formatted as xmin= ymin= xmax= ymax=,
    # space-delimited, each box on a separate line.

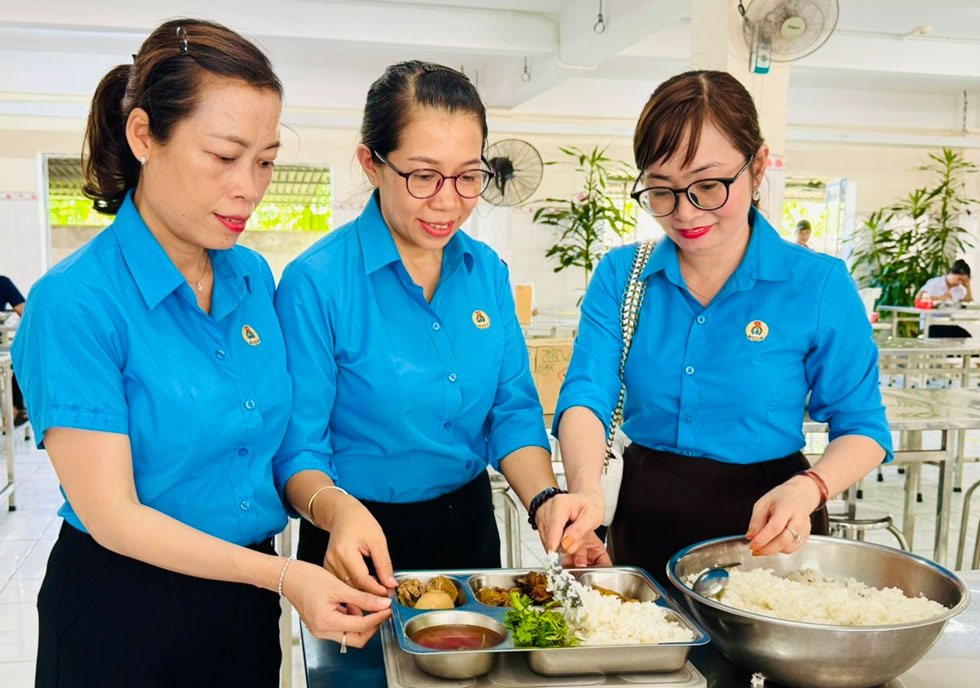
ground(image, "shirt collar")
xmin=357 ymin=190 xmax=474 ymax=276
xmin=111 ymin=190 xmax=253 ymax=311
xmin=641 ymin=206 xmax=794 ymax=290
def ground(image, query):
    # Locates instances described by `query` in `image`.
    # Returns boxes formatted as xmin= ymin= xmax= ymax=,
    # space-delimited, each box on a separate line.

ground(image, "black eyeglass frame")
xmin=629 ymin=155 xmax=755 ymax=217
xmin=372 ymin=150 xmax=495 ymax=200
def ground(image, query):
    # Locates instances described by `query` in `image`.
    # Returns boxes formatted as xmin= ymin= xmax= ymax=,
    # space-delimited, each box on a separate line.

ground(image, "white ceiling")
xmin=1 ymin=0 xmax=979 ymax=142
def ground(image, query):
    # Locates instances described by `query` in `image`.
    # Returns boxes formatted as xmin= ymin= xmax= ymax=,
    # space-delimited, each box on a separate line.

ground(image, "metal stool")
xmin=828 ymin=501 xmax=909 ymax=551
xmin=956 ymin=478 xmax=980 ymax=569
xmin=489 ymin=470 xmax=523 ymax=567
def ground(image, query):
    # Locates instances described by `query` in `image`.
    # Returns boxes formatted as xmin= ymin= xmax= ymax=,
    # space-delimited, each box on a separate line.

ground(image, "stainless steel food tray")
xmin=389 ymin=566 xmax=709 ymax=677
xmin=380 ymin=618 xmax=707 ymax=687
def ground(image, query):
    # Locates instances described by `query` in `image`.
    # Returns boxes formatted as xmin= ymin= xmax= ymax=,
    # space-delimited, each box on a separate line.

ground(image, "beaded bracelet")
xmin=795 ymin=470 xmax=829 ymax=511
xmin=277 ymin=556 xmax=295 ymax=597
xmin=527 ymin=486 xmax=567 ymax=530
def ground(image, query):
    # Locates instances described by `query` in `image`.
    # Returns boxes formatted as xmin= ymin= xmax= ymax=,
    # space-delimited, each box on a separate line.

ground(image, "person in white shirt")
xmin=917 ymin=259 xmax=972 ymax=337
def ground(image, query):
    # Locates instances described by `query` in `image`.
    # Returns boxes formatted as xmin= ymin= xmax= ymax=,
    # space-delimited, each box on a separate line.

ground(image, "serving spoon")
xmin=691 ymin=563 xmax=740 ymax=598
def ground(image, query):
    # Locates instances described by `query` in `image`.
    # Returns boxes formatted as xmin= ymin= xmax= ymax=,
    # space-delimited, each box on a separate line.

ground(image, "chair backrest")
xmin=857 ymin=287 xmax=882 ymax=320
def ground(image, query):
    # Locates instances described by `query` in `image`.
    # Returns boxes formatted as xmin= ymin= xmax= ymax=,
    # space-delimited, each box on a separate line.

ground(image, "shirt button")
xmin=244 ymin=399 xmax=256 ymax=410
xmin=682 ymin=415 xmax=693 ymax=423
xmin=432 ymin=322 xmax=441 ymax=331
xmin=683 ymin=450 xmax=693 ymax=457
xmin=685 ymin=366 xmax=695 ymax=375
xmin=215 ymin=349 xmax=226 ymax=359
xmin=239 ymin=500 xmax=250 ymax=510
xmin=465 ymin=461 xmax=472 ymax=468
xmin=696 ymin=315 xmax=706 ymax=325
xmin=443 ymin=422 xmax=452 ymax=430
xmin=448 ymin=373 xmax=458 ymax=382
xmin=237 ymin=448 xmax=248 ymax=456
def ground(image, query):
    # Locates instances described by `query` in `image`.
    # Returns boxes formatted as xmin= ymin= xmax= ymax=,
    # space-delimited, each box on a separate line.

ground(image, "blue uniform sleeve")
xmin=273 ymin=262 xmax=341 ymax=506
xmin=552 ymin=249 xmax=627 ymax=436
xmin=12 ymin=274 xmax=128 ymax=446
xmin=484 ymin=258 xmax=550 ymax=467
xmin=806 ymin=261 xmax=893 ymax=462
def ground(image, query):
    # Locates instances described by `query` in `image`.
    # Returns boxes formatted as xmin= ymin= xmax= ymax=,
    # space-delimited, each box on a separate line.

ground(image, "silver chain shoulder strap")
xmin=604 ymin=240 xmax=655 ymax=468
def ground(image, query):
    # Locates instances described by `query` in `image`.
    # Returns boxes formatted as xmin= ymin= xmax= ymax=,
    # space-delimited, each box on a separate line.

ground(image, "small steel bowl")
xmin=668 ymin=535 xmax=970 ymax=688
xmin=402 ymin=611 xmax=506 ymax=679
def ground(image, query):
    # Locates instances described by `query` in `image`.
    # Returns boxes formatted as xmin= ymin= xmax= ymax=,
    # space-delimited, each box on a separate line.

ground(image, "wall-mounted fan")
xmin=482 ymin=138 xmax=543 ymax=207
xmin=739 ymin=0 xmax=839 ymax=73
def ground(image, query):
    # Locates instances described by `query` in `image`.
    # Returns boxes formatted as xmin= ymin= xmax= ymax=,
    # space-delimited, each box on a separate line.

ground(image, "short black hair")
xmin=795 ymin=219 xmax=811 ymax=232
xmin=951 ymin=259 xmax=971 ymax=277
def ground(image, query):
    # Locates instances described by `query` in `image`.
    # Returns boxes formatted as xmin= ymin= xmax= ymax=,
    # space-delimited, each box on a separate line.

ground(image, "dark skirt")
xmin=297 ymin=470 xmax=501 ymax=572
xmin=609 ymin=444 xmax=830 ymax=587
xmin=36 ymin=522 xmax=282 ymax=688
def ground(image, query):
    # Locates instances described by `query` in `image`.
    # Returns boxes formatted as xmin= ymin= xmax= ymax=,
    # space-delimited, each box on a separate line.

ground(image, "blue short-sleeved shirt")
xmin=12 ymin=192 xmax=297 ymax=545
xmin=554 ymin=208 xmax=893 ymax=464
xmin=274 ymin=192 xmax=549 ymax=503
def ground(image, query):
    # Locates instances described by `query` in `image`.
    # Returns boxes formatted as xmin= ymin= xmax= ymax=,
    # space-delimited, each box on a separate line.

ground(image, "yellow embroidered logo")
xmin=472 ymin=310 xmax=491 ymax=329
xmin=242 ymin=325 xmax=261 ymax=346
xmin=745 ymin=320 xmax=769 ymax=343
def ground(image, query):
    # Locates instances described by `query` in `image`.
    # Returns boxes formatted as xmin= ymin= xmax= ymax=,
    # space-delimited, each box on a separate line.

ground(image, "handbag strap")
xmin=604 ymin=240 xmax=655 ymax=467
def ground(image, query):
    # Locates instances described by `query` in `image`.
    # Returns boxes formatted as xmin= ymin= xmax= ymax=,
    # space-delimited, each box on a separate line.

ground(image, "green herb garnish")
xmin=503 ymin=592 xmax=580 ymax=648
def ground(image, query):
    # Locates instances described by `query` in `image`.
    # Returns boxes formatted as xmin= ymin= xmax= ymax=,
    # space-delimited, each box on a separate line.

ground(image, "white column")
xmin=689 ymin=0 xmax=789 ymax=225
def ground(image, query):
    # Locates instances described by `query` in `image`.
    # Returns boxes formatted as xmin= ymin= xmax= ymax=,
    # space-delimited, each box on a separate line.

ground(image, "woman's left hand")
xmin=745 ymin=475 xmax=822 ymax=556
xmin=534 ymin=491 xmax=609 ymax=566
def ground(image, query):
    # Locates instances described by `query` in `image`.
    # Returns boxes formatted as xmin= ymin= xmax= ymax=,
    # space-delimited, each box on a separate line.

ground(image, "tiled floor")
xmin=2 ymin=431 xmax=980 ymax=687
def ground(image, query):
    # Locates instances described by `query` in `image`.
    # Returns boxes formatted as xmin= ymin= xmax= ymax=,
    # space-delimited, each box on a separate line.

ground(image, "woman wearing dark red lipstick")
xmin=276 ymin=61 xmax=608 ymax=585
xmin=13 ymin=20 xmax=391 ymax=687
xmin=555 ymin=70 xmax=892 ymax=585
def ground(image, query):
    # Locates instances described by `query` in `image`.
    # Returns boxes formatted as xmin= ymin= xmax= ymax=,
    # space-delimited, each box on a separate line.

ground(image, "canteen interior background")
xmin=4 ymin=1 xmax=980 ymax=686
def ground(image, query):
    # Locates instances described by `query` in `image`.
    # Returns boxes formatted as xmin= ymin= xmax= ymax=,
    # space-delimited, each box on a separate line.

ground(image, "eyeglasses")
xmin=372 ymin=151 xmax=494 ymax=200
xmin=630 ymin=156 xmax=754 ymax=217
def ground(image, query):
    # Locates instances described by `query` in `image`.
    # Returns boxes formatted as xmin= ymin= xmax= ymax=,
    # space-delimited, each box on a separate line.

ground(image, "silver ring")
xmin=786 ymin=526 xmax=803 ymax=544
xmin=340 ymin=632 xmax=348 ymax=654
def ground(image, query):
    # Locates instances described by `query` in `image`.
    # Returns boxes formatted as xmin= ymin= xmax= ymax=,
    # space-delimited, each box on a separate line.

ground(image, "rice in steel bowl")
xmin=686 ymin=566 xmax=949 ymax=626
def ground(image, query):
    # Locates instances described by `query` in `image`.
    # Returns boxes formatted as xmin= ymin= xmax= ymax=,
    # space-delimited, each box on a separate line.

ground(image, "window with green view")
xmin=47 ymin=157 xmax=332 ymax=232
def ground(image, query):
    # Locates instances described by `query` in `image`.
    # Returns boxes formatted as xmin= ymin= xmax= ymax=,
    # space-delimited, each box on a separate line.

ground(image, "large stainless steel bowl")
xmin=667 ymin=536 xmax=970 ymax=688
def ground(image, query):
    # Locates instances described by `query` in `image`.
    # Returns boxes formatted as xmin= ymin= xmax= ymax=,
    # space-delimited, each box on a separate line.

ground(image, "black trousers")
xmin=36 ymin=522 xmax=282 ymax=688
xmin=609 ymin=445 xmax=830 ymax=588
xmin=297 ymin=470 xmax=501 ymax=572
xmin=928 ymin=324 xmax=972 ymax=338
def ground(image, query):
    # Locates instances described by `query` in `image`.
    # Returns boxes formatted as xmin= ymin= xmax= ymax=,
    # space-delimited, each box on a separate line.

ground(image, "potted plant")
xmin=850 ymin=147 xmax=976 ymax=333
xmin=533 ymin=145 xmax=637 ymax=303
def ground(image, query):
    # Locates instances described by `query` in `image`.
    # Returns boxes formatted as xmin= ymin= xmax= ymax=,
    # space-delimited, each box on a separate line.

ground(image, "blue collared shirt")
xmin=555 ymin=209 xmax=893 ymax=463
xmin=274 ymin=193 xmax=549 ymax=503
xmin=13 ymin=192 xmax=296 ymax=545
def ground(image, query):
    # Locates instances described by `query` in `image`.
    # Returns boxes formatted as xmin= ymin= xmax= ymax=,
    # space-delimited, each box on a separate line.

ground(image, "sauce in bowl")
xmin=410 ymin=624 xmax=505 ymax=651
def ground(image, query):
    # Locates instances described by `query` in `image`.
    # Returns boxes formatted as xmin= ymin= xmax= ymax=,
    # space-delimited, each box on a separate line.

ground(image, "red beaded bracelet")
xmin=795 ymin=470 xmax=829 ymax=511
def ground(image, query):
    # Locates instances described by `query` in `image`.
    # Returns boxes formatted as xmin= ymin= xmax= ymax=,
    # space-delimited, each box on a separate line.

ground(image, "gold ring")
xmin=340 ymin=632 xmax=348 ymax=654
xmin=343 ymin=574 xmax=352 ymax=583
xmin=786 ymin=526 xmax=803 ymax=544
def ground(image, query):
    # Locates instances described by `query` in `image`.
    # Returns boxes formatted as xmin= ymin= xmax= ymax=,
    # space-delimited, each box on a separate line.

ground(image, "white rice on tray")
xmin=686 ymin=567 xmax=948 ymax=626
xmin=567 ymin=585 xmax=695 ymax=645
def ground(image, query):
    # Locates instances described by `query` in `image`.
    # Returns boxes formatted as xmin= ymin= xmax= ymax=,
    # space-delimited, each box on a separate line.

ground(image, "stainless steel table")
xmin=875 ymin=335 xmax=980 ymax=388
xmin=300 ymin=570 xmax=980 ymax=688
xmin=805 ymin=388 xmax=980 ymax=565
xmin=879 ymin=304 xmax=980 ymax=338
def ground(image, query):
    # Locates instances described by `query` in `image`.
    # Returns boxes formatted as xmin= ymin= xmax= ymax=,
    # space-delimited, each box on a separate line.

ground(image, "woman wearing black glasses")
xmin=554 ymin=70 xmax=891 ymax=585
xmin=274 ymin=61 xmax=608 ymax=590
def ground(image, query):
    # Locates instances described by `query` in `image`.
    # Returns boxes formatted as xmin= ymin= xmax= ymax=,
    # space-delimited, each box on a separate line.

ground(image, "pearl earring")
xmin=140 ymin=156 xmax=146 ymax=166
xmin=752 ymin=187 xmax=761 ymax=201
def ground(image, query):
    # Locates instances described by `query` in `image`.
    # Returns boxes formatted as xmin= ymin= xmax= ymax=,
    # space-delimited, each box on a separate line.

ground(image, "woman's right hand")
xmin=282 ymin=559 xmax=392 ymax=647
xmin=317 ymin=492 xmax=397 ymax=595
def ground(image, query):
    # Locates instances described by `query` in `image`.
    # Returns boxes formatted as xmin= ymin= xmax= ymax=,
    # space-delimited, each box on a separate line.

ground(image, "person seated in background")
xmin=792 ymin=219 xmax=812 ymax=249
xmin=917 ymin=259 xmax=973 ymax=337
xmin=0 ymin=274 xmax=27 ymax=425
xmin=0 ymin=275 xmax=25 ymax=317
